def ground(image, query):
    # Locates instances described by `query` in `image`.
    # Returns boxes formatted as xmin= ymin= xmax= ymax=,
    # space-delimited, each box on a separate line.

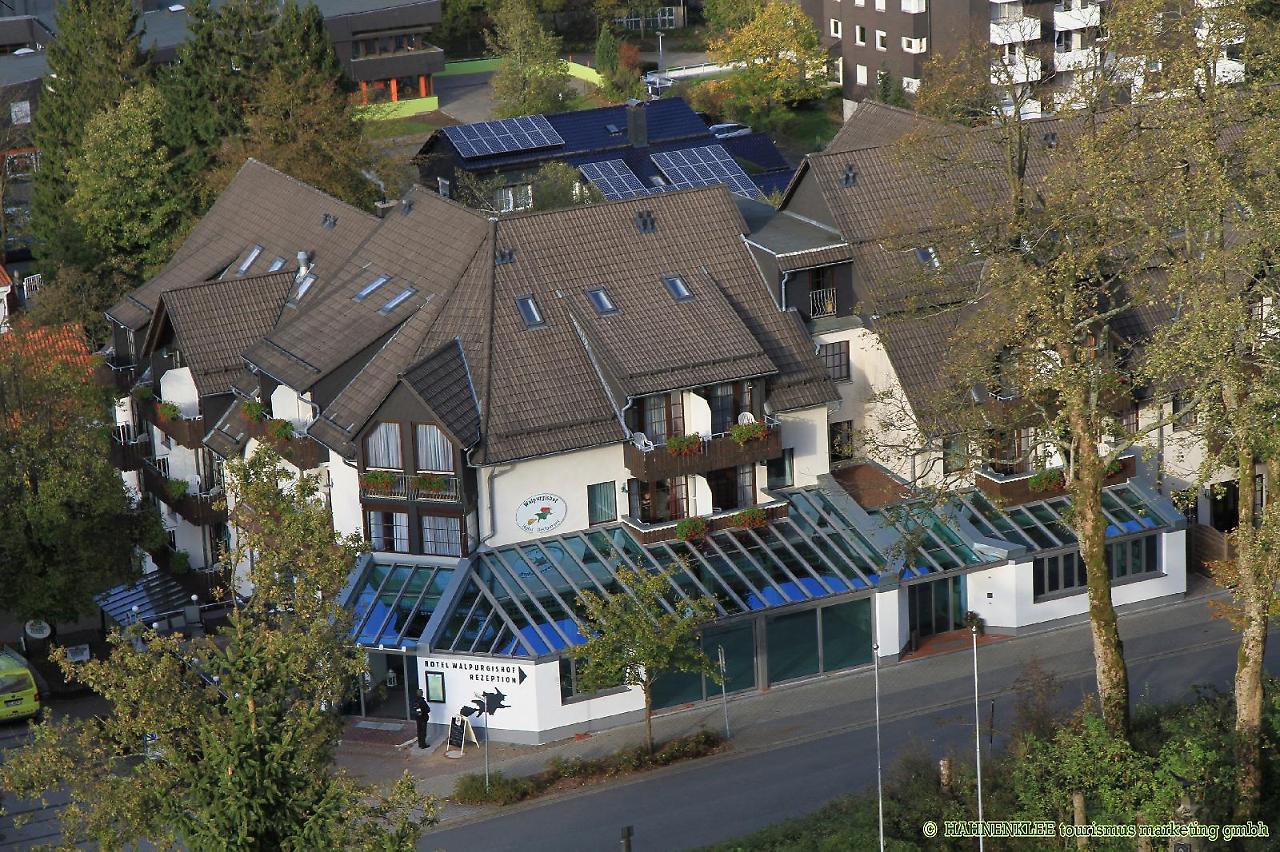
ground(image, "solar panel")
xmin=650 ymin=145 xmax=761 ymax=199
xmin=579 ymin=160 xmax=650 ymax=200
xmin=442 ymin=115 xmax=565 ymax=159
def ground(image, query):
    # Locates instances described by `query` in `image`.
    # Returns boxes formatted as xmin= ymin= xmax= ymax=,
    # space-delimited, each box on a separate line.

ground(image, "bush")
xmin=169 ymin=549 xmax=190 ymax=575
xmin=156 ymin=401 xmax=182 ymax=420
xmin=242 ymin=400 xmax=266 ymax=422
xmin=666 ymin=434 xmax=702 ymax=457
xmin=729 ymin=507 xmax=767 ymax=529
xmin=675 ymin=516 xmax=708 ymax=541
xmin=729 ymin=421 xmax=769 ymax=446
xmin=166 ymin=478 xmax=189 ymax=500
xmin=452 ymin=771 xmax=538 ymax=806
xmin=265 ymin=418 xmax=294 ymax=441
xmin=131 ymin=384 xmax=154 ymax=401
xmin=1026 ymin=468 xmax=1065 ymax=493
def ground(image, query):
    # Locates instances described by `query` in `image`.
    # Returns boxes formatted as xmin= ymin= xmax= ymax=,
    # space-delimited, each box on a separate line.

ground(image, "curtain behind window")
xmin=415 ymin=424 xmax=454 ymax=472
xmin=422 ymin=515 xmax=461 ymax=556
xmin=365 ymin=422 xmax=402 ymax=468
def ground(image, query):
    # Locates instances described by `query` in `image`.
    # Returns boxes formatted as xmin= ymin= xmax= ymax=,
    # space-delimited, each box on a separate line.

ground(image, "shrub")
xmin=360 ymin=471 xmax=397 ymax=491
xmin=242 ymin=400 xmax=266 ymax=422
xmin=675 ymin=516 xmax=708 ymax=541
xmin=729 ymin=507 xmax=768 ymax=529
xmin=169 ymin=549 xmax=190 ymax=575
xmin=156 ymin=401 xmax=182 ymax=420
xmin=131 ymin=384 xmax=154 ymax=401
xmin=166 ymin=478 xmax=189 ymax=500
xmin=452 ymin=771 xmax=538 ymax=805
xmin=1026 ymin=468 xmax=1065 ymax=493
xmin=666 ymin=434 xmax=702 ymax=457
xmin=265 ymin=418 xmax=294 ymax=441
xmin=729 ymin=421 xmax=769 ymax=446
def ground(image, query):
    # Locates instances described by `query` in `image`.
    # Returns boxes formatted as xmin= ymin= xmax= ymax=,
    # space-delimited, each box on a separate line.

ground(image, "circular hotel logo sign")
xmin=516 ymin=493 xmax=567 ymax=534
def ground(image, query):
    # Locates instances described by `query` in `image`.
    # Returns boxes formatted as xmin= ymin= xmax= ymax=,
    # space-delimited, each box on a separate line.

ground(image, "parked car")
xmin=0 ymin=647 xmax=40 ymax=722
xmin=710 ymin=122 xmax=753 ymax=139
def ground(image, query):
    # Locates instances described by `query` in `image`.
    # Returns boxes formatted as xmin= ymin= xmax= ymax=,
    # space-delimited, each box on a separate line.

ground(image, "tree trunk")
xmin=1071 ymin=435 xmax=1129 ymax=737
xmin=1071 ymin=790 xmax=1087 ymax=850
xmin=642 ymin=679 xmax=654 ymax=754
xmin=1231 ymin=450 xmax=1268 ymax=821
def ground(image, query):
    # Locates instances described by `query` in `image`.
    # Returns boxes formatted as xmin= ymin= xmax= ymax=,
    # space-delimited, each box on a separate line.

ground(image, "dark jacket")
xmin=413 ymin=696 xmax=430 ymax=723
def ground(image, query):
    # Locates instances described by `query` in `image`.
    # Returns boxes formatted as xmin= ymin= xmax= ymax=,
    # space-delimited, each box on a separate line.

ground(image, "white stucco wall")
xmin=328 ymin=451 xmax=364 ymax=539
xmin=158 ymin=366 xmax=200 ymax=418
xmin=874 ymin=587 xmax=905 ymax=657
xmin=776 ymin=404 xmax=830 ymax=488
xmin=270 ymin=384 xmax=314 ymax=431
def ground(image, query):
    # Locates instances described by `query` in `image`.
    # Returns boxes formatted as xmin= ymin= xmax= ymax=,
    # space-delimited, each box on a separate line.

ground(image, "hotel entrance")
xmin=907 ymin=575 xmax=966 ymax=642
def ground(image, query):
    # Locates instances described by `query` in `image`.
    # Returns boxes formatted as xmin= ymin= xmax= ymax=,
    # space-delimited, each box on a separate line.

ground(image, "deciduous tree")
xmin=572 ymin=565 xmax=718 ymax=753
xmin=487 ymin=0 xmax=575 ymax=118
xmin=0 ymin=447 xmax=437 ymax=848
xmin=702 ymin=0 xmax=763 ymax=33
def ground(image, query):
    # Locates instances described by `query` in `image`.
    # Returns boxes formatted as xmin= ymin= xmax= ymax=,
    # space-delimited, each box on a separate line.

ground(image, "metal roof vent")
xmin=496 ymin=248 xmax=516 ymax=265
xmin=635 ymin=210 xmax=656 ymax=234
xmin=1043 ymin=131 xmax=1058 ymax=149
xmin=606 ymin=123 xmax=621 ymax=135
xmin=321 ymin=212 xmax=337 ymax=229
xmin=400 ymin=198 xmax=413 ymax=215
xmin=842 ymin=164 xmax=858 ymax=188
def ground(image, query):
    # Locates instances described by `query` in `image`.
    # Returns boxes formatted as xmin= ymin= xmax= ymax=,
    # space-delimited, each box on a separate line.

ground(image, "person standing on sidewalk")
xmin=412 ymin=689 xmax=431 ymax=749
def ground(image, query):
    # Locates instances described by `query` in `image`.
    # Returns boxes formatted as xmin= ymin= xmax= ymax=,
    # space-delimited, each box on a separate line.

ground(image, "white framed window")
xmin=368 ymin=511 xmax=409 ymax=553
xmin=437 ymin=176 xmax=451 ymax=198
xmin=901 ymin=0 xmax=926 ymax=11
xmin=415 ymin=423 xmax=454 ymax=472
xmin=902 ymin=36 xmax=927 ymax=53
xmin=856 ymin=64 xmax=868 ymax=85
xmin=855 ymin=0 xmax=864 ymax=5
xmin=875 ymin=0 xmax=886 ymax=9
xmin=421 ymin=514 xmax=462 ymax=556
xmin=855 ymin=24 xmax=866 ymax=45
xmin=876 ymin=30 xmax=887 ymax=50
xmin=496 ymin=183 xmax=533 ymax=213
xmin=364 ymin=422 xmax=402 ymax=469
xmin=830 ymin=18 xmax=841 ymax=37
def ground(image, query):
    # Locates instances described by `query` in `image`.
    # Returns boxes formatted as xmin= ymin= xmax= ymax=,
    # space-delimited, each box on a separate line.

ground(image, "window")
xmin=267 ymin=256 xmax=286 ymax=272
xmin=559 ymin=657 xmax=625 ymax=702
xmin=516 ymin=295 xmax=545 ymax=328
xmin=830 ymin=18 xmax=841 ymax=37
xmin=587 ymin=481 xmax=617 ymax=525
xmin=421 ymin=514 xmax=461 ymax=556
xmin=290 ymin=273 xmax=316 ymax=303
xmin=365 ymin=422 xmax=402 ymax=469
xmin=379 ymin=287 xmax=417 ymax=315
xmin=876 ymin=30 xmax=887 ymax=50
xmin=830 ymin=421 xmax=857 ymax=461
xmin=708 ymin=384 xmax=736 ymax=434
xmin=856 ymin=64 xmax=868 ymax=85
xmin=355 ymin=274 xmax=391 ymax=302
xmin=415 ymin=424 xmax=454 ymax=472
xmin=437 ymin=177 xmax=451 ymax=198
xmin=641 ymin=392 xmax=684 ymax=444
xmin=818 ymin=340 xmax=851 ymax=382
xmin=236 ymin=245 xmax=263 ymax=276
xmin=915 ymin=245 xmax=941 ymax=268
xmin=1172 ymin=394 xmax=1196 ymax=432
xmin=1033 ymin=535 xmax=1160 ymax=600
xmin=942 ymin=434 xmax=968 ymax=475
xmin=368 ymin=511 xmax=409 ymax=552
xmin=496 ymin=183 xmax=533 ymax=212
xmin=9 ymin=100 xmax=29 ymax=125
xmin=855 ymin=0 xmax=864 ymax=5
xmin=875 ymin=0 xmax=886 ymax=9
xmin=855 ymin=24 xmax=866 ymax=45
xmin=735 ymin=463 xmax=756 ymax=508
xmin=902 ymin=36 xmax=927 ymax=53
xmin=664 ymin=275 xmax=693 ymax=301
xmin=587 ymin=287 xmax=618 ymax=315
xmin=767 ymin=448 xmax=794 ymax=489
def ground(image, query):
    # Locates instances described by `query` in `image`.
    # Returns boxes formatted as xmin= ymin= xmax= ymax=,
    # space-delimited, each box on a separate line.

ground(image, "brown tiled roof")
xmin=871 ymin=307 xmax=964 ymax=423
xmin=830 ymin=462 xmax=909 ymax=509
xmin=826 ymin=101 xmax=943 ymax=154
xmin=402 ymin=339 xmax=482 ymax=448
xmin=153 ymin=270 xmax=294 ymax=397
xmin=205 ymin=400 xmax=251 ymax=459
xmin=107 ymin=159 xmax=380 ymax=331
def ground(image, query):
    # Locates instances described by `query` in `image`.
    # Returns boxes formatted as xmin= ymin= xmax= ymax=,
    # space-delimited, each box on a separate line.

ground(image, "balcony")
xmin=622 ymin=499 xmax=790 ymax=545
xmin=141 ymin=459 xmax=227 ymax=526
xmin=137 ymin=399 xmax=205 ymax=450
xmin=624 ymin=421 xmax=782 ymax=482
xmin=1054 ymin=47 xmax=1101 ymax=72
xmin=360 ymin=471 xmax=461 ymax=503
xmin=109 ymin=432 xmax=149 ymax=471
xmin=991 ymin=54 xmax=1043 ymax=85
xmin=1054 ymin=3 xmax=1100 ymax=30
xmin=990 ymin=17 xmax=1042 ymax=45
xmin=901 ymin=0 xmax=926 ymax=12
xmin=243 ymin=416 xmax=327 ymax=470
xmin=974 ymin=454 xmax=1136 ymax=506
xmin=809 ymin=287 xmax=837 ymax=319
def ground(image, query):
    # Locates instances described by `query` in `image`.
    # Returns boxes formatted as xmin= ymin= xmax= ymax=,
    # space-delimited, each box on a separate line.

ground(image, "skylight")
xmin=587 ymin=287 xmax=617 ymax=315
xmin=378 ymin=287 xmax=417 ymax=315
xmin=663 ymin=275 xmax=693 ymax=301
xmin=915 ymin=246 xmax=940 ymax=269
xmin=290 ymin=273 xmax=316 ymax=304
xmin=236 ymin=244 xmax=263 ymax=276
xmin=267 ymin=256 xmax=286 ymax=272
xmin=354 ymin=274 xmax=391 ymax=302
xmin=516 ymin=295 xmax=545 ymax=328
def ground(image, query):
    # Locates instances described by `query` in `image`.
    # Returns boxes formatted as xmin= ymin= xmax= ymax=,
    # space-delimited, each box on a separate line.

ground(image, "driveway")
xmin=436 ymin=73 xmax=497 ymax=125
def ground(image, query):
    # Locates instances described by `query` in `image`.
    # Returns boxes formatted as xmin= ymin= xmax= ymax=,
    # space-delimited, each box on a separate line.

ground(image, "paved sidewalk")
xmin=340 ymin=574 xmax=1231 ymax=823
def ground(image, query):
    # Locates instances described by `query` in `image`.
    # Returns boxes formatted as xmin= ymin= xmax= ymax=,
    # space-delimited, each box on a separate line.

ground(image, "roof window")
xmin=915 ymin=246 xmax=940 ymax=269
xmin=378 ymin=287 xmax=417 ymax=315
xmin=1043 ymin=131 xmax=1058 ymax=149
xmin=354 ymin=274 xmax=391 ymax=301
xmin=842 ymin=164 xmax=858 ymax=187
xmin=236 ymin=244 xmax=263 ymax=276
xmin=516 ymin=295 xmax=545 ymax=328
xmin=267 ymin=256 xmax=286 ymax=272
xmin=663 ymin=275 xmax=692 ymax=301
xmin=322 ymin=212 xmax=338 ymax=229
xmin=496 ymin=248 xmax=516 ymax=265
xmin=587 ymin=287 xmax=618 ymax=315
xmin=635 ymin=210 xmax=657 ymax=233
xmin=290 ymin=273 xmax=316 ymax=304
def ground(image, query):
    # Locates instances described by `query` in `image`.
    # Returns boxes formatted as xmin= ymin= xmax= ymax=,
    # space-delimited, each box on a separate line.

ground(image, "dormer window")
xmin=663 ymin=275 xmax=692 ymax=301
xmin=355 ymin=274 xmax=391 ymax=302
xmin=587 ymin=287 xmax=618 ymax=315
xmin=516 ymin=295 xmax=545 ymax=328
xmin=236 ymin=245 xmax=263 ymax=276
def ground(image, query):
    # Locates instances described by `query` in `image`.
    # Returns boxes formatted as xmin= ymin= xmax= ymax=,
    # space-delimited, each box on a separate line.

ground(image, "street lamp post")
xmin=872 ymin=642 xmax=884 ymax=852
xmin=656 ymin=31 xmax=666 ymax=73
xmin=972 ymin=625 xmax=984 ymax=852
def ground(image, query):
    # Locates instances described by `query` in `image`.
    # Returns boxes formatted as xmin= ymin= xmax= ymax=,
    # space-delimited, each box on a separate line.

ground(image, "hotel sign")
xmin=516 ymin=492 xmax=567 ymax=534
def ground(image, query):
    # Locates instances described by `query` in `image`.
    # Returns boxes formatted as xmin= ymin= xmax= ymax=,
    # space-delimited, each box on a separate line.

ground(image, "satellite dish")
xmin=736 ymin=412 xmax=757 ymax=425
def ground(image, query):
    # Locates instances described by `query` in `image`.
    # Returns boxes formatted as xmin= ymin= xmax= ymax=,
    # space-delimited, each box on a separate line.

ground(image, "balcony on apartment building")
xmin=1054 ymin=45 xmax=1102 ymax=73
xmin=622 ymin=498 xmax=791 ymax=545
xmin=242 ymin=414 xmax=327 ymax=471
xmin=141 ymin=458 xmax=228 ymax=526
xmin=624 ymin=417 xmax=782 ymax=482
xmin=1054 ymin=0 xmax=1101 ymax=30
xmin=992 ymin=52 xmax=1044 ymax=85
xmin=136 ymin=395 xmax=206 ymax=450
xmin=990 ymin=12 xmax=1043 ymax=46
xmin=359 ymin=471 xmax=462 ymax=504
xmin=974 ymin=453 xmax=1136 ymax=506
xmin=109 ymin=425 xmax=150 ymax=472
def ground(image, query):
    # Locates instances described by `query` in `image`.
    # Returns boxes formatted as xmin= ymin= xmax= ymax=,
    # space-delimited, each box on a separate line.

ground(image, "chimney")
xmin=374 ymin=200 xmax=396 ymax=219
xmin=626 ymin=101 xmax=648 ymax=149
xmin=295 ymin=251 xmax=311 ymax=281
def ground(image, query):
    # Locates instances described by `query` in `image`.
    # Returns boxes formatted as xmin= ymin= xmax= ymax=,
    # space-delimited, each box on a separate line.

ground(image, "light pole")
xmin=872 ymin=642 xmax=884 ymax=852
xmin=717 ymin=644 xmax=730 ymax=739
xmin=972 ymin=625 xmax=984 ymax=852
xmin=656 ymin=31 xmax=666 ymax=73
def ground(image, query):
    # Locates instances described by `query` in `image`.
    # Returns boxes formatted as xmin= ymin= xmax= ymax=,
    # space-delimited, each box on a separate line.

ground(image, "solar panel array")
xmin=442 ymin=115 xmax=565 ymax=159
xmin=579 ymin=160 xmax=651 ymax=200
xmin=650 ymin=145 xmax=761 ymax=198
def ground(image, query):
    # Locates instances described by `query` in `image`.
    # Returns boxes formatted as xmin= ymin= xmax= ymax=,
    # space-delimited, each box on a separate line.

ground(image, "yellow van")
xmin=0 ymin=647 xmax=40 ymax=722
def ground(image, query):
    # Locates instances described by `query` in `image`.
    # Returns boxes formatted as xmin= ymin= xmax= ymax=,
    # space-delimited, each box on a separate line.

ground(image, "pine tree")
xmin=594 ymin=23 xmax=619 ymax=77
xmin=30 ymin=0 xmax=145 ymax=272
xmin=272 ymin=1 xmax=342 ymax=83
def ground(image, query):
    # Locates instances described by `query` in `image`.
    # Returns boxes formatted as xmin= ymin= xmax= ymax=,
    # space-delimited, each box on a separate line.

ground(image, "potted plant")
xmin=242 ymin=400 xmax=266 ymax=422
xmin=166 ymin=478 xmax=190 ymax=501
xmin=962 ymin=610 xmax=984 ymax=635
xmin=675 ymin=516 xmax=708 ymax=542
xmin=413 ymin=473 xmax=448 ymax=494
xmin=131 ymin=384 xmax=154 ymax=401
xmin=729 ymin=421 xmax=769 ymax=446
xmin=169 ymin=549 xmax=191 ymax=575
xmin=729 ymin=507 xmax=768 ymax=529
xmin=156 ymin=401 xmax=182 ymax=420
xmin=361 ymin=471 xmax=397 ymax=493
xmin=1026 ymin=468 xmax=1065 ymax=493
xmin=266 ymin=418 xmax=295 ymax=441
xmin=666 ymin=434 xmax=702 ymax=457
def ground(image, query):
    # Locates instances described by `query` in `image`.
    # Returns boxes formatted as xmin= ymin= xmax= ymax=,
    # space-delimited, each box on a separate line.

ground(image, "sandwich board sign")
xmin=444 ymin=715 xmax=478 ymax=759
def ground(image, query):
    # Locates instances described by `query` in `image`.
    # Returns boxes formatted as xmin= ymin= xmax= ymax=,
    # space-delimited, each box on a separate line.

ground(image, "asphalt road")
xmin=418 ymin=608 xmax=1280 ymax=852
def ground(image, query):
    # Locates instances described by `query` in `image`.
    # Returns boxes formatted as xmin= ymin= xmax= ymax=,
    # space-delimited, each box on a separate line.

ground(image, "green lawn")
xmin=771 ymin=92 xmax=845 ymax=161
xmin=361 ymin=112 xmax=448 ymax=142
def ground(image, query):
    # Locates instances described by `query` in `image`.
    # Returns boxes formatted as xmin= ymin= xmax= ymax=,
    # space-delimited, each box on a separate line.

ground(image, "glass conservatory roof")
xmin=348 ymin=561 xmax=454 ymax=650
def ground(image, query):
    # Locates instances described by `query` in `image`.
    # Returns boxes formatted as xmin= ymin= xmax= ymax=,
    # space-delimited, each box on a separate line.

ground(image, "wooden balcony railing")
xmin=137 ymin=399 xmax=205 ymax=450
xmin=624 ymin=423 xmax=782 ymax=482
xmin=109 ymin=433 xmax=149 ymax=471
xmin=243 ymin=416 xmax=327 ymax=470
xmin=974 ymin=454 xmax=1136 ymax=506
xmin=359 ymin=471 xmax=461 ymax=503
xmin=140 ymin=459 xmax=227 ymax=526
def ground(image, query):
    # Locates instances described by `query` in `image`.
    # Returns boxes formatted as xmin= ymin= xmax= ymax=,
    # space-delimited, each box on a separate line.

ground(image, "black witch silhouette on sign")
xmin=460 ymin=688 xmax=510 ymax=718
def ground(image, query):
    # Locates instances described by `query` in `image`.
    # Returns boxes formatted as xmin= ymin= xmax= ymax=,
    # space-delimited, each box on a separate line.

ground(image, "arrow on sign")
xmin=517 ymin=667 xmax=527 ymax=685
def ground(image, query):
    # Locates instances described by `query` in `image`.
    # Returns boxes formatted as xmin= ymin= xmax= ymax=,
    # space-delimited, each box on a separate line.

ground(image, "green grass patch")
xmin=451 ymin=729 xmax=726 ymax=806
xmin=436 ymin=58 xmax=504 ymax=77
xmin=700 ymin=794 xmax=918 ymax=851
xmin=362 ymin=112 xmax=447 ymax=142
xmin=771 ymin=92 xmax=844 ymax=158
